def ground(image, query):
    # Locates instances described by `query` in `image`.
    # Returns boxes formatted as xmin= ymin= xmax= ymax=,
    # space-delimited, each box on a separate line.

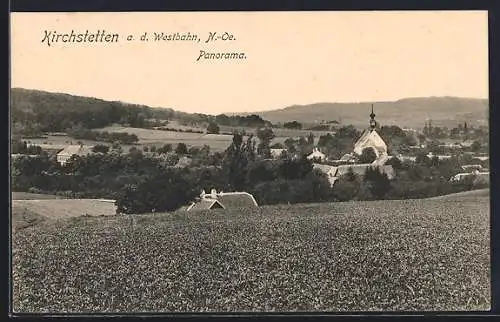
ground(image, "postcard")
xmin=10 ymin=11 xmax=490 ymax=313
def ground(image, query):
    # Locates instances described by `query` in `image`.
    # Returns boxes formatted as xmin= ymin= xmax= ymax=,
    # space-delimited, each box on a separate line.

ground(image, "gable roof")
xmin=57 ymin=145 xmax=92 ymax=156
xmin=217 ymin=192 xmax=259 ymax=208
xmin=187 ymin=199 xmax=224 ymax=211
xmin=313 ymin=163 xmax=338 ymax=176
xmin=186 ymin=191 xmax=259 ymax=211
xmin=340 ymin=153 xmax=356 ymax=161
xmin=353 ymin=129 xmax=387 ymax=157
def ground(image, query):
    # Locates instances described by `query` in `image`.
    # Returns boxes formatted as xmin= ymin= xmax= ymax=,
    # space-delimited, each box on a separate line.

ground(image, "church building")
xmin=352 ymin=105 xmax=388 ymax=158
xmin=312 ymin=105 xmax=395 ymax=186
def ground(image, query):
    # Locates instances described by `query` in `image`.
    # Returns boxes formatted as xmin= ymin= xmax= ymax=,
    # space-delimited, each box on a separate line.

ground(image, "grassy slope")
xmin=428 ymin=188 xmax=490 ymax=200
xmin=12 ymin=199 xmax=116 ymax=220
xmin=12 ymin=197 xmax=489 ymax=312
xmin=11 ymin=206 xmax=48 ymax=234
xmin=12 ymin=192 xmax=62 ymax=200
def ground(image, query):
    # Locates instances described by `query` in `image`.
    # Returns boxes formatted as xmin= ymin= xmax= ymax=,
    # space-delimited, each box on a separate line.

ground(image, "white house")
xmin=307 ymin=147 xmax=327 ymax=162
xmin=56 ymin=145 xmax=93 ymax=165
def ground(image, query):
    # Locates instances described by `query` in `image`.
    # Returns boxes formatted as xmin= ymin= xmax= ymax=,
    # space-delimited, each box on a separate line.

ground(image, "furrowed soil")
xmin=12 ymin=197 xmax=490 ymax=312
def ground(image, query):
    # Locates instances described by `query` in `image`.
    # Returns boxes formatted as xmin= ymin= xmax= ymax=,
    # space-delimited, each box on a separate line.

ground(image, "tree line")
xmin=11 ymin=89 xmax=276 ymax=139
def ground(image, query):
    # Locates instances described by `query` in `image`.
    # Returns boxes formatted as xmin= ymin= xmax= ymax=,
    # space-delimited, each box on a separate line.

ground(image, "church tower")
xmin=353 ymin=104 xmax=388 ymax=158
xmin=369 ymin=104 xmax=377 ymax=131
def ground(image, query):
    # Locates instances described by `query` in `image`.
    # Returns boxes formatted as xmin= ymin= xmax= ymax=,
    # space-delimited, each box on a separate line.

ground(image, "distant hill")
xmin=253 ymin=97 xmax=489 ymax=129
xmin=10 ymin=88 xmax=268 ymax=134
xmin=11 ymin=89 xmax=489 ymax=134
xmin=10 ymin=88 xmax=216 ymax=134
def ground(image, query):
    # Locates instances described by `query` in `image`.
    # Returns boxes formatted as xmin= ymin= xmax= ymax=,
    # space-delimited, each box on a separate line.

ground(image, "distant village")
xmin=11 ymin=103 xmax=489 ymax=214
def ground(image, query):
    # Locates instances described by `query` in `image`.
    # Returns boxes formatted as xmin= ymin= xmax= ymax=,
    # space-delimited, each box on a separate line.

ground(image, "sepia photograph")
xmin=10 ymin=11 xmax=490 ymax=313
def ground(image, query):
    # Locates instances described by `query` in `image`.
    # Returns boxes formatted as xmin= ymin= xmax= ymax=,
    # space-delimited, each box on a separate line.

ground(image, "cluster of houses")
xmin=13 ymin=143 xmax=196 ymax=169
xmin=13 ymin=107 xmax=489 ymax=213
xmin=269 ymin=107 xmax=490 ymax=188
xmin=301 ymin=107 xmax=396 ymax=187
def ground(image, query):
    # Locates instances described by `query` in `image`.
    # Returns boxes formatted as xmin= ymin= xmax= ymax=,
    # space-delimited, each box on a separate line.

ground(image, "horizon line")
xmin=10 ymin=86 xmax=489 ymax=116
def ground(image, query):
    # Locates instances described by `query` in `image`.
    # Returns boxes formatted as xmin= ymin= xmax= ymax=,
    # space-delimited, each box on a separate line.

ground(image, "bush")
xmin=115 ymin=169 xmax=197 ymax=214
xmin=92 ymin=144 xmax=110 ymax=154
xmin=207 ymin=122 xmax=220 ymax=134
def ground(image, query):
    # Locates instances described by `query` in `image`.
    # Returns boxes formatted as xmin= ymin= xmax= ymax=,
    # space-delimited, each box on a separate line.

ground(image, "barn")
xmin=186 ymin=189 xmax=259 ymax=211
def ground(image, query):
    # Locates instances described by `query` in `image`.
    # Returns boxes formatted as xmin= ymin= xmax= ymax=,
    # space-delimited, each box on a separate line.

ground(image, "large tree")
xmin=363 ymin=167 xmax=391 ymax=200
xmin=206 ymin=122 xmax=220 ymax=134
xmin=115 ymin=168 xmax=197 ymax=214
xmin=256 ymin=127 xmax=275 ymax=159
xmin=175 ymin=143 xmax=188 ymax=155
xmin=359 ymin=147 xmax=378 ymax=164
xmin=222 ymin=132 xmax=252 ymax=191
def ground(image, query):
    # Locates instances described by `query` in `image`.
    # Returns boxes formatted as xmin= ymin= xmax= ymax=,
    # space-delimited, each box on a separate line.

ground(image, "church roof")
xmin=353 ymin=129 xmax=387 ymax=157
xmin=352 ymin=105 xmax=388 ymax=157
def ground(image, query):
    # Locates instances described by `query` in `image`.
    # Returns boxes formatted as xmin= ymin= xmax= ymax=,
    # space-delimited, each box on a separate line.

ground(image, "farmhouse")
xmin=56 ymin=144 xmax=93 ymax=165
xmin=186 ymin=189 xmax=259 ymax=211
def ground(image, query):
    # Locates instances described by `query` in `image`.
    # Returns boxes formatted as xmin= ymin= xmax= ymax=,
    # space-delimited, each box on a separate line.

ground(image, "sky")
xmin=11 ymin=11 xmax=488 ymax=115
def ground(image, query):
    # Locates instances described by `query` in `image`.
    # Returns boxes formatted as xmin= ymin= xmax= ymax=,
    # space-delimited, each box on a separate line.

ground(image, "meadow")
xmin=12 ymin=195 xmax=490 ymax=313
xmin=11 ymin=197 xmax=116 ymax=233
xmin=23 ymin=122 xmax=332 ymax=154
